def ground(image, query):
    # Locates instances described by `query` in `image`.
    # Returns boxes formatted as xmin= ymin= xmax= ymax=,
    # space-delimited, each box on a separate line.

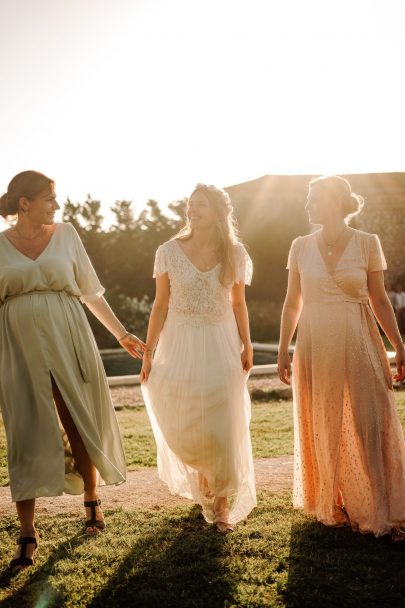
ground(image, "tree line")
xmin=63 ymin=195 xmax=308 ymax=347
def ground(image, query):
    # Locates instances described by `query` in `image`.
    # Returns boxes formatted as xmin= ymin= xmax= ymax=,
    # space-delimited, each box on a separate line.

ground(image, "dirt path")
xmin=0 ymin=377 xmax=293 ymax=515
xmin=0 ymin=456 xmax=293 ymax=516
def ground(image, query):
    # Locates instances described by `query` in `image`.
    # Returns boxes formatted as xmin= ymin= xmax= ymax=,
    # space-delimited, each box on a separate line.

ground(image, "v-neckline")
xmin=1 ymin=224 xmax=59 ymax=262
xmin=174 ymin=239 xmax=220 ymax=274
xmin=315 ymin=229 xmax=356 ymax=275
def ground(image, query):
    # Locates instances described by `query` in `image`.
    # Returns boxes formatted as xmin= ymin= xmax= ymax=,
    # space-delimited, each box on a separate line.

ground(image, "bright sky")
xmin=0 ymin=0 xmax=404 ymax=221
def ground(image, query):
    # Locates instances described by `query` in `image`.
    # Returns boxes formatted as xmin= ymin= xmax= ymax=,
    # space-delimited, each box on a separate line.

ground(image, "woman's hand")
xmin=393 ymin=344 xmax=405 ymax=383
xmin=241 ymin=342 xmax=253 ymax=374
xmin=119 ymin=333 xmax=146 ymax=359
xmin=278 ymin=351 xmax=292 ymax=385
xmin=140 ymin=353 xmax=153 ymax=383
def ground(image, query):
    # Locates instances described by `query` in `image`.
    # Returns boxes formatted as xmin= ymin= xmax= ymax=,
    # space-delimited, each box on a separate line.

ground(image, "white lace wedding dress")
xmin=141 ymin=239 xmax=257 ymax=524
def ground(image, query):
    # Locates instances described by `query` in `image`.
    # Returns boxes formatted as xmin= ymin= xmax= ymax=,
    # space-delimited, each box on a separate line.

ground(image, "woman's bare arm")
xmin=368 ymin=270 xmax=405 ymax=381
xmin=278 ymin=270 xmax=303 ymax=385
xmin=140 ymin=273 xmax=170 ymax=382
xmin=231 ymin=281 xmax=253 ymax=373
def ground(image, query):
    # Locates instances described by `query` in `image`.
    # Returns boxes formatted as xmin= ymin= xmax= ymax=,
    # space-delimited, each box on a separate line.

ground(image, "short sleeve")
xmin=234 ymin=243 xmax=253 ymax=286
xmin=68 ymin=224 xmax=105 ymax=302
xmin=287 ymin=237 xmax=301 ymax=272
xmin=368 ymin=234 xmax=387 ymax=272
xmin=153 ymin=243 xmax=169 ymax=278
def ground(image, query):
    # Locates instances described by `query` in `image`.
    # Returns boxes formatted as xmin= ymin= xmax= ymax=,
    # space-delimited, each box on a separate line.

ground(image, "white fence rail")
xmin=104 ymin=343 xmax=396 ymax=387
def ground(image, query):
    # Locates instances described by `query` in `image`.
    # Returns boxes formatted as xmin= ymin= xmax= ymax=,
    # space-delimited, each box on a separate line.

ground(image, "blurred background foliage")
xmin=62 ymin=194 xmax=306 ymax=347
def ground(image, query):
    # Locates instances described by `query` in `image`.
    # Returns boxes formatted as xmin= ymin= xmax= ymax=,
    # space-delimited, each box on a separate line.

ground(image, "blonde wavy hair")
xmin=309 ymin=175 xmax=365 ymax=223
xmin=174 ymin=183 xmax=240 ymax=286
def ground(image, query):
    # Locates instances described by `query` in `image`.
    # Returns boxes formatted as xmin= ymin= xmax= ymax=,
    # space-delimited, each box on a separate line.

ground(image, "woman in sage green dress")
xmin=0 ymin=170 xmax=145 ymax=571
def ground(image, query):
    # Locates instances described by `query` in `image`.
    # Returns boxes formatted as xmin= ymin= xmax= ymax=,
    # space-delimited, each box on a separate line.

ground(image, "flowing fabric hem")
xmin=10 ymin=475 xmax=126 ymax=503
xmin=157 ymin=463 xmax=257 ymax=525
xmin=292 ymin=503 xmax=405 ymax=538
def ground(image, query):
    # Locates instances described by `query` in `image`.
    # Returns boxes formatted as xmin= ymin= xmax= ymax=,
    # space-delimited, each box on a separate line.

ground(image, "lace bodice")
xmin=154 ymin=239 xmax=252 ymax=325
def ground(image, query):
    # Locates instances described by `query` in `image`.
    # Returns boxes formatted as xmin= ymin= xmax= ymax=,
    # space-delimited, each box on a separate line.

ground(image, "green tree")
xmin=110 ymin=200 xmax=136 ymax=231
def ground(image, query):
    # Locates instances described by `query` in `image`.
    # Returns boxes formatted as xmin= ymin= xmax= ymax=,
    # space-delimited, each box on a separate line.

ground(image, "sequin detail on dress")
xmin=288 ymin=229 xmax=405 ymax=536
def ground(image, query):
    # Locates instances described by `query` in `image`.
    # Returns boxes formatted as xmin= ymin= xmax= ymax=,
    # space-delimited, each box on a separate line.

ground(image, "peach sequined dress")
xmin=288 ymin=229 xmax=405 ymax=536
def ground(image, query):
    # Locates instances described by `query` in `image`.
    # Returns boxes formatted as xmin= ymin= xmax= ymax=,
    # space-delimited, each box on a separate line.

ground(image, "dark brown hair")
xmin=0 ymin=170 xmax=55 ymax=218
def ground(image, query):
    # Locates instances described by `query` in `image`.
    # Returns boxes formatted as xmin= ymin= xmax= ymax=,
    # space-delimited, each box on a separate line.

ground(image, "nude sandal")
xmin=213 ymin=499 xmax=234 ymax=533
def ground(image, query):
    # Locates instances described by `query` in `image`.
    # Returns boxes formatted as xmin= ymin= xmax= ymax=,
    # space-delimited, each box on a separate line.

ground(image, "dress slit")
xmin=49 ymin=371 xmax=88 ymax=494
xmin=0 ymin=223 xmax=126 ymax=502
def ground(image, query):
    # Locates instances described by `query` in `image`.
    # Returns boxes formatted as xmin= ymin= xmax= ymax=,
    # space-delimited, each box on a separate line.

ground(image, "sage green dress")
xmin=0 ymin=222 xmax=126 ymax=501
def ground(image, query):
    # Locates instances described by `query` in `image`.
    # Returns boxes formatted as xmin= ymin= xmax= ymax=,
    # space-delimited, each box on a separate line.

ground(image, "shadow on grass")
xmin=88 ymin=506 xmax=234 ymax=608
xmin=284 ymin=519 xmax=405 ymax=608
xmin=0 ymin=529 xmax=89 ymax=607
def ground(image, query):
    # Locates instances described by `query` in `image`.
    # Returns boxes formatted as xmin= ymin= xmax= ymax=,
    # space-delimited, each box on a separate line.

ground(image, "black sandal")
xmin=84 ymin=499 xmax=105 ymax=534
xmin=9 ymin=536 xmax=38 ymax=571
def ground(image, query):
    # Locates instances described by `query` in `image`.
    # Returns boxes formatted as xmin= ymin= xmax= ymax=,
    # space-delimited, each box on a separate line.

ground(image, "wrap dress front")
xmin=288 ymin=229 xmax=405 ymax=536
xmin=0 ymin=222 xmax=126 ymax=502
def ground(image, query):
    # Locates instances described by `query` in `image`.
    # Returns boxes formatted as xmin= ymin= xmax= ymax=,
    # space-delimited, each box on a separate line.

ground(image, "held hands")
xmin=278 ymin=351 xmax=292 ymax=385
xmin=241 ymin=343 xmax=253 ymax=374
xmin=118 ymin=333 xmax=146 ymax=359
xmin=393 ymin=345 xmax=405 ymax=383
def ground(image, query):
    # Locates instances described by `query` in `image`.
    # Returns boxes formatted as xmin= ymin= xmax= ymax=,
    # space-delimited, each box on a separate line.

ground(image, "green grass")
xmin=120 ymin=399 xmax=295 ymax=472
xmin=1 ymin=394 xmax=405 ymax=606
xmin=0 ymin=401 xmax=295 ymax=486
xmin=1 ymin=393 xmax=405 ymax=486
xmin=1 ymin=492 xmax=405 ymax=607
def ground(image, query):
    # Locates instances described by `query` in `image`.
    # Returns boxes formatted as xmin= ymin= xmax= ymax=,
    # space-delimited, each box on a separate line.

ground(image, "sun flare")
xmin=0 ymin=0 xmax=404 ymax=220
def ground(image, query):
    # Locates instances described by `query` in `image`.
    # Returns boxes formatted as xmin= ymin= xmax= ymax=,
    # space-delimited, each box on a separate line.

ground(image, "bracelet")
xmin=118 ymin=331 xmax=130 ymax=341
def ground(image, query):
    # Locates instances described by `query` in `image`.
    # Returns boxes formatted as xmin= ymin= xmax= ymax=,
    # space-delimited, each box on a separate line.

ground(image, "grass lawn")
xmin=1 ymin=392 xmax=405 ymax=486
xmin=0 ymin=399 xmax=296 ymax=487
xmin=1 ymin=392 xmax=405 ymax=607
xmin=1 ymin=492 xmax=405 ymax=607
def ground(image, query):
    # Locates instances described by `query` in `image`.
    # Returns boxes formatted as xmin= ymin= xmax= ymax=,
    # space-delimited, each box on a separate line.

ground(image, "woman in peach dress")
xmin=278 ymin=175 xmax=405 ymax=540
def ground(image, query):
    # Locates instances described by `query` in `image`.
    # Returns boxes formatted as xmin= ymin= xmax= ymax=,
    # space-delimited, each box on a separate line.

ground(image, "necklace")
xmin=12 ymin=225 xmax=45 ymax=240
xmin=321 ymin=226 xmax=347 ymax=256
xmin=191 ymin=241 xmax=218 ymax=270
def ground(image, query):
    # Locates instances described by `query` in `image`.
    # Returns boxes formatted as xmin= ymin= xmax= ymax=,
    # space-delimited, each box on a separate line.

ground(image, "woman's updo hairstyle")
xmin=0 ymin=170 xmax=55 ymax=218
xmin=309 ymin=175 xmax=364 ymax=223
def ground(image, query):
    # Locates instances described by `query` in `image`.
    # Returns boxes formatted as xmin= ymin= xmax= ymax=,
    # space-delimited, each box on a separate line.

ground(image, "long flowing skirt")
xmin=142 ymin=309 xmax=256 ymax=525
xmin=293 ymin=301 xmax=405 ymax=536
xmin=0 ymin=292 xmax=126 ymax=502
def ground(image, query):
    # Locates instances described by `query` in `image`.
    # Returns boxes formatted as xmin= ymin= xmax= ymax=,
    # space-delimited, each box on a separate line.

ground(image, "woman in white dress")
xmin=0 ymin=171 xmax=145 ymax=571
xmin=141 ymin=183 xmax=256 ymax=532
